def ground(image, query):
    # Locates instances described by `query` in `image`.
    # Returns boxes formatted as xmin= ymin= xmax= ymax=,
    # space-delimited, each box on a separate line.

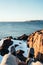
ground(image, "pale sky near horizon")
xmin=0 ymin=0 xmax=43 ymax=21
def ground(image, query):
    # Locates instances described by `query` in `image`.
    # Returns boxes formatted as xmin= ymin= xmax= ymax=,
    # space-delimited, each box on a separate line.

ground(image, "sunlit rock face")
xmin=27 ymin=30 xmax=43 ymax=62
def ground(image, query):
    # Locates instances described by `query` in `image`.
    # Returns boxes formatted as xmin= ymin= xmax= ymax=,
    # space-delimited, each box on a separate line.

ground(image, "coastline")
xmin=0 ymin=29 xmax=43 ymax=64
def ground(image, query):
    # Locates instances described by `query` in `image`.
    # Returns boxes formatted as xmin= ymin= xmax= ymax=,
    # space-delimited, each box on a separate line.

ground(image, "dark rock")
xmin=17 ymin=34 xmax=28 ymax=40
xmin=0 ymin=49 xmax=9 ymax=56
xmin=14 ymin=38 xmax=17 ymax=40
xmin=0 ymin=38 xmax=13 ymax=56
xmin=11 ymin=46 xmax=17 ymax=56
xmin=11 ymin=49 xmax=26 ymax=61
xmin=36 ymin=52 xmax=43 ymax=63
xmin=29 ymin=48 xmax=34 ymax=58
xmin=16 ymin=50 xmax=24 ymax=54
xmin=6 ymin=36 xmax=13 ymax=39
xmin=16 ymin=50 xmax=27 ymax=62
xmin=15 ymin=44 xmax=19 ymax=47
xmin=18 ymin=62 xmax=27 ymax=65
xmin=19 ymin=42 xmax=22 ymax=44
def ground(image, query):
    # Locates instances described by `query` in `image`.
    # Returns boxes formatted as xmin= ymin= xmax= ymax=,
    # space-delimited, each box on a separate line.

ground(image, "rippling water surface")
xmin=0 ymin=21 xmax=43 ymax=39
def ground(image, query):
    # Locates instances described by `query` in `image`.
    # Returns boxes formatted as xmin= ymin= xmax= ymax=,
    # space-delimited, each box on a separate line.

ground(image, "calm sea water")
xmin=0 ymin=21 xmax=43 ymax=39
xmin=0 ymin=21 xmax=43 ymax=63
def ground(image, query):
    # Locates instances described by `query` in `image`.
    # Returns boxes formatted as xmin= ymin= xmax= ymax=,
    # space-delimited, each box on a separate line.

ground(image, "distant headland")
xmin=25 ymin=20 xmax=43 ymax=22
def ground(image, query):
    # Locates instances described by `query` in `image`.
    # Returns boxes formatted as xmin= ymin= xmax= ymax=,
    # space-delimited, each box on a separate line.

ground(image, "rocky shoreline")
xmin=0 ymin=29 xmax=43 ymax=65
xmin=27 ymin=30 xmax=43 ymax=63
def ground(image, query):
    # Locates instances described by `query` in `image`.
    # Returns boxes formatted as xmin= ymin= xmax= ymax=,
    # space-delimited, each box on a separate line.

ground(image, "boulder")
xmin=14 ymin=38 xmax=17 ymax=40
xmin=16 ymin=50 xmax=24 ymax=54
xmin=17 ymin=34 xmax=28 ymax=40
xmin=29 ymin=48 xmax=34 ymax=58
xmin=16 ymin=50 xmax=27 ymax=62
xmin=1 ymin=54 xmax=18 ymax=65
xmin=27 ymin=30 xmax=43 ymax=62
xmin=6 ymin=36 xmax=13 ymax=39
xmin=0 ymin=38 xmax=13 ymax=56
xmin=4 ymin=36 xmax=13 ymax=39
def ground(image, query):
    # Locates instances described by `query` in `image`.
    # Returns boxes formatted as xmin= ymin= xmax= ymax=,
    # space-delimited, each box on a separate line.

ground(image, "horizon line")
xmin=0 ymin=19 xmax=43 ymax=22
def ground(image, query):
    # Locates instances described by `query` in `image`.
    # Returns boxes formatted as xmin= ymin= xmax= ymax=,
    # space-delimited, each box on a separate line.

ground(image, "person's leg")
xmin=1 ymin=54 xmax=18 ymax=65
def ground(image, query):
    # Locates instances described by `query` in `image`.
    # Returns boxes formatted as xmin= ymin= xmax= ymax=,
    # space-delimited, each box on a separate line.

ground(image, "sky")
xmin=0 ymin=0 xmax=43 ymax=21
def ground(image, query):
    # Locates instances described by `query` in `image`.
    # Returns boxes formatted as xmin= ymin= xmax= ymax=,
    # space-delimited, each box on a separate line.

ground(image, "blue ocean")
xmin=0 ymin=21 xmax=43 ymax=39
xmin=0 ymin=21 xmax=43 ymax=63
